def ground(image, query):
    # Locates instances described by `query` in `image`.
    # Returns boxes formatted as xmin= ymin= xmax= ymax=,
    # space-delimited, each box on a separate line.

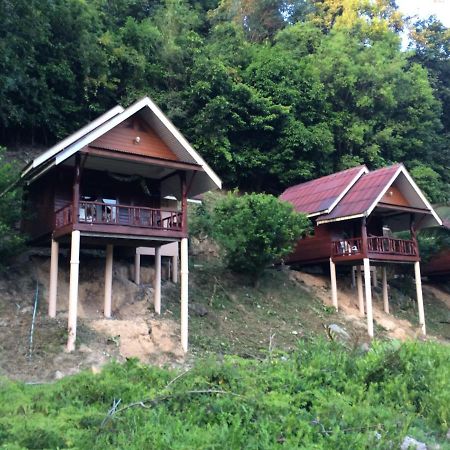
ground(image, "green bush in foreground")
xmin=0 ymin=340 xmax=449 ymax=449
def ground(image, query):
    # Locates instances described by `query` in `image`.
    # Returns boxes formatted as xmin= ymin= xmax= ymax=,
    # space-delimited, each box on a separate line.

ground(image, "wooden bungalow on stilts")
xmin=280 ymin=164 xmax=442 ymax=338
xmin=20 ymin=96 xmax=221 ymax=352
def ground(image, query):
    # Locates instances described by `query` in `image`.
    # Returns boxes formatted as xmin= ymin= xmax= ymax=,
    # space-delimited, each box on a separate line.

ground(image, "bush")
xmin=0 ymin=147 xmax=24 ymax=263
xmin=0 ymin=340 xmax=449 ymax=449
xmin=211 ymin=191 xmax=310 ymax=280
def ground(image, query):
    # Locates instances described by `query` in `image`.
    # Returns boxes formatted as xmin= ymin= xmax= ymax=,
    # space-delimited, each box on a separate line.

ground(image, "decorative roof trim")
xmin=325 ymin=165 xmax=369 ymax=215
xmin=316 ymin=213 xmax=365 ymax=225
xmin=21 ymin=105 xmax=124 ymax=178
xmin=365 ymin=165 xmax=442 ymax=226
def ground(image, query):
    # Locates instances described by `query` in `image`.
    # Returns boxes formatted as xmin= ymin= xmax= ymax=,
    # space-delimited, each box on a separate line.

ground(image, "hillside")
xmin=0 ymin=245 xmax=448 ymax=383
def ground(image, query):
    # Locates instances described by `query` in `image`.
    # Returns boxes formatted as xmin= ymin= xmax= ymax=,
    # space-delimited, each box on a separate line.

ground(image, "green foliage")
xmin=0 ymin=0 xmax=449 ymax=200
xmin=0 ymin=340 xmax=449 ymax=448
xmin=210 ymin=192 xmax=310 ymax=279
xmin=0 ymin=148 xmax=24 ymax=263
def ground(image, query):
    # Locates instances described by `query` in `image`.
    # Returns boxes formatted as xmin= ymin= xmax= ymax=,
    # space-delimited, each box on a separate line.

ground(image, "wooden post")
xmin=180 ymin=238 xmax=188 ymax=352
xmin=154 ymin=246 xmax=161 ymax=314
xmin=351 ymin=266 xmax=356 ymax=289
xmin=382 ymin=266 xmax=389 ymax=314
xmin=180 ymin=173 xmax=188 ymax=234
xmin=72 ymin=154 xmax=81 ymax=224
xmin=134 ymin=252 xmax=140 ymax=285
xmin=48 ymin=238 xmax=59 ymax=318
xmin=363 ymin=258 xmax=374 ymax=338
xmin=172 ymin=255 xmax=178 ymax=283
xmin=356 ymin=265 xmax=364 ymax=317
xmin=67 ymin=230 xmax=80 ymax=352
xmin=361 ymin=217 xmax=368 ymax=258
xmin=329 ymin=258 xmax=338 ymax=311
xmin=414 ymin=261 xmax=426 ymax=335
xmin=104 ymin=244 xmax=113 ymax=318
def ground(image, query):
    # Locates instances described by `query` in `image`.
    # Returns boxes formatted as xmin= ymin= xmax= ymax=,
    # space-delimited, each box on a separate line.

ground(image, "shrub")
xmin=211 ymin=191 xmax=310 ymax=280
xmin=0 ymin=147 xmax=24 ymax=263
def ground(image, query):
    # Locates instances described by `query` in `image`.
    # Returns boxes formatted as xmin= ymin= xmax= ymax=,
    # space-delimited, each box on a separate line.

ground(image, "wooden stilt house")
xmin=20 ymin=96 xmax=222 ymax=352
xmin=280 ymin=164 xmax=442 ymax=337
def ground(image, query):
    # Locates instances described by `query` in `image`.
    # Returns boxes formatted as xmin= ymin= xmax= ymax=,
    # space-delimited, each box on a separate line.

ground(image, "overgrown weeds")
xmin=0 ymin=339 xmax=449 ymax=449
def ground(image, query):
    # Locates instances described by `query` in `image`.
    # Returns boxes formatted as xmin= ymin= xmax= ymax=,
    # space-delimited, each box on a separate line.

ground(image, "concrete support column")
xmin=372 ymin=267 xmax=378 ymax=288
xmin=48 ymin=238 xmax=59 ymax=318
xmin=180 ymin=238 xmax=189 ymax=352
xmin=172 ymin=255 xmax=178 ymax=284
xmin=67 ymin=230 xmax=81 ymax=352
xmin=363 ymin=258 xmax=374 ymax=338
xmin=104 ymin=244 xmax=113 ymax=318
xmin=329 ymin=258 xmax=338 ymax=311
xmin=356 ymin=265 xmax=364 ymax=317
xmin=154 ymin=246 xmax=161 ymax=314
xmin=382 ymin=267 xmax=389 ymax=314
xmin=134 ymin=252 xmax=140 ymax=285
xmin=414 ymin=261 xmax=426 ymax=335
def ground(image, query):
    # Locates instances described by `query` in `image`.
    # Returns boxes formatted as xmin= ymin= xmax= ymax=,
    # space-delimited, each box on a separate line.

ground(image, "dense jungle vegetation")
xmin=1 ymin=0 xmax=449 ymax=201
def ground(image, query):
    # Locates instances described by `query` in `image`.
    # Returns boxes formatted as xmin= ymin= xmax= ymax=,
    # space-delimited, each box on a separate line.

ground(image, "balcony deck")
xmin=54 ymin=200 xmax=186 ymax=242
xmin=331 ymin=236 xmax=419 ymax=263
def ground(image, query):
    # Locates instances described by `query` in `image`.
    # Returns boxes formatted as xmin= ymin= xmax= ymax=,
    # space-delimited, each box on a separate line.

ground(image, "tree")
xmin=211 ymin=192 xmax=310 ymax=281
xmin=0 ymin=148 xmax=24 ymax=263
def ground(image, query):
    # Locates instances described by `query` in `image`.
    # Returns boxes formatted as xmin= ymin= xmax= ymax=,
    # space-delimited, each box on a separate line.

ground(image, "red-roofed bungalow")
xmin=280 ymin=164 xmax=442 ymax=337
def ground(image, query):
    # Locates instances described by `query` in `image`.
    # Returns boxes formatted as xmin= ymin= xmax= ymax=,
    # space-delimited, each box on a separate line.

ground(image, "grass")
xmin=163 ymin=259 xmax=361 ymax=358
xmin=0 ymin=339 xmax=449 ymax=449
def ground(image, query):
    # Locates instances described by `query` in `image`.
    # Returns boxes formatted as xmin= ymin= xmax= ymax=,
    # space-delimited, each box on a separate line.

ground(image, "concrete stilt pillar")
xmin=363 ymin=258 xmax=374 ymax=337
xmin=414 ymin=261 xmax=426 ymax=335
xmin=180 ymin=238 xmax=188 ymax=352
xmin=382 ymin=267 xmax=389 ymax=314
xmin=351 ymin=266 xmax=356 ymax=289
xmin=48 ymin=238 xmax=59 ymax=318
xmin=329 ymin=258 xmax=338 ymax=311
xmin=372 ymin=266 xmax=378 ymax=288
xmin=356 ymin=265 xmax=364 ymax=317
xmin=67 ymin=230 xmax=81 ymax=352
xmin=104 ymin=244 xmax=113 ymax=318
xmin=172 ymin=255 xmax=178 ymax=284
xmin=154 ymin=246 xmax=161 ymax=314
xmin=134 ymin=252 xmax=140 ymax=285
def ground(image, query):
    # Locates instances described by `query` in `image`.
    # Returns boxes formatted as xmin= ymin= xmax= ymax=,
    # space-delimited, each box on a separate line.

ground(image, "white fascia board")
xmin=326 ymin=166 xmax=369 ymax=214
xmin=25 ymin=105 xmax=124 ymax=176
xmin=316 ymin=213 xmax=365 ymax=225
xmin=366 ymin=165 xmax=403 ymax=217
xmin=145 ymin=97 xmax=222 ymax=190
xmin=400 ymin=166 xmax=442 ymax=226
xmin=307 ymin=210 xmax=328 ymax=218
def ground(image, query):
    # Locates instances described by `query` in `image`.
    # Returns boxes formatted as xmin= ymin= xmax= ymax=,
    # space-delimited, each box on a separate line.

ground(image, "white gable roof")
xmin=22 ymin=97 xmax=222 ymax=195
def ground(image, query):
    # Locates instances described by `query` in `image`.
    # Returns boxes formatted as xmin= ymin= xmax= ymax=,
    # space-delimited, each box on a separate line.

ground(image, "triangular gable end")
xmin=90 ymin=116 xmax=179 ymax=162
xmin=366 ymin=165 xmax=442 ymax=226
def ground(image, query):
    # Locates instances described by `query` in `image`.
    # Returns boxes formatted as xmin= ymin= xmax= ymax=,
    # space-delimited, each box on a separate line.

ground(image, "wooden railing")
xmin=331 ymin=236 xmax=417 ymax=258
xmin=331 ymin=238 xmax=363 ymax=257
xmin=55 ymin=204 xmax=73 ymax=228
xmin=367 ymin=236 xmax=417 ymax=256
xmin=55 ymin=201 xmax=183 ymax=232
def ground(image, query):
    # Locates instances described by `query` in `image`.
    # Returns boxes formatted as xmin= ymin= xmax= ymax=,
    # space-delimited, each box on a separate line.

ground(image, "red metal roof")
xmin=279 ymin=166 xmax=366 ymax=215
xmin=316 ymin=164 xmax=401 ymax=222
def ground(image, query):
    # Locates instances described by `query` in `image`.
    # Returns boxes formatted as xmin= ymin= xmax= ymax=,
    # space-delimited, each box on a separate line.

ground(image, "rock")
xmin=327 ymin=324 xmax=350 ymax=342
xmin=54 ymin=370 xmax=64 ymax=380
xmin=400 ymin=436 xmax=427 ymax=450
xmin=20 ymin=306 xmax=33 ymax=314
xmin=78 ymin=344 xmax=92 ymax=353
xmin=189 ymin=303 xmax=208 ymax=317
